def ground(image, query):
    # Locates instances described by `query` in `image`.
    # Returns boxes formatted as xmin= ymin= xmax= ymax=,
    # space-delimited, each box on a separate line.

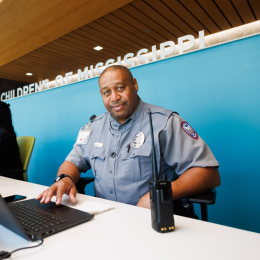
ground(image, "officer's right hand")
xmin=36 ymin=178 xmax=77 ymax=205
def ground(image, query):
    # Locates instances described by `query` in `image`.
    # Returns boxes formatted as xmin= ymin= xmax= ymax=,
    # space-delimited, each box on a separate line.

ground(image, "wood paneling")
xmin=132 ymin=0 xmax=183 ymax=37
xmin=214 ymin=0 xmax=243 ymax=27
xmin=179 ymin=0 xmax=220 ymax=33
xmin=0 ymin=0 xmax=259 ymax=84
xmin=232 ymin=0 xmax=255 ymax=24
xmin=74 ymin=28 xmax=131 ymax=54
xmin=248 ymin=0 xmax=260 ymax=20
xmin=162 ymin=0 xmax=211 ymax=35
xmin=95 ymin=17 xmax=151 ymax=48
xmin=80 ymin=23 xmax=138 ymax=52
xmin=147 ymin=0 xmax=196 ymax=35
xmin=87 ymin=21 xmax=142 ymax=50
xmin=121 ymin=4 xmax=176 ymax=41
xmin=197 ymin=0 xmax=231 ymax=30
xmin=0 ymin=0 xmax=134 ymax=67
xmin=112 ymin=8 xmax=167 ymax=43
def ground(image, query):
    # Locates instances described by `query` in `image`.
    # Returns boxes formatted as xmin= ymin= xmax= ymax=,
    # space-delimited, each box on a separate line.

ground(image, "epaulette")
xmin=91 ymin=112 xmax=107 ymax=123
xmin=82 ymin=112 xmax=107 ymax=129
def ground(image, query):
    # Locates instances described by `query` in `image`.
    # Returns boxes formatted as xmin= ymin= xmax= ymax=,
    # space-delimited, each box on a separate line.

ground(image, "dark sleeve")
xmin=0 ymin=130 xmax=24 ymax=179
xmin=0 ymin=131 xmax=12 ymax=155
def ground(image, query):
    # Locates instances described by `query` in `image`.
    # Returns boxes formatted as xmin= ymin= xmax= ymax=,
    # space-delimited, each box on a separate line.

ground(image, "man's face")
xmin=99 ymin=69 xmax=139 ymax=124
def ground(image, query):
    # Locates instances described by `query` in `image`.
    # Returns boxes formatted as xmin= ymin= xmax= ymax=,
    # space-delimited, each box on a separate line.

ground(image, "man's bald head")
xmin=99 ymin=65 xmax=133 ymax=84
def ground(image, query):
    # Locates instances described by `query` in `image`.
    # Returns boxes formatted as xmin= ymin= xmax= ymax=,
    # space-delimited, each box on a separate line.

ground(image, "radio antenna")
xmin=149 ymin=111 xmax=158 ymax=182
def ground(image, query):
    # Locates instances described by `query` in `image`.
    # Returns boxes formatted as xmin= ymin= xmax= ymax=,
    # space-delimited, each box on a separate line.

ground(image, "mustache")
xmin=110 ymin=101 xmax=126 ymax=107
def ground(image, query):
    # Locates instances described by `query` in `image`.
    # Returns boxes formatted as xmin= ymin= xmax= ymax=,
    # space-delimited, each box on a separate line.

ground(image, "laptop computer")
xmin=0 ymin=194 xmax=94 ymax=241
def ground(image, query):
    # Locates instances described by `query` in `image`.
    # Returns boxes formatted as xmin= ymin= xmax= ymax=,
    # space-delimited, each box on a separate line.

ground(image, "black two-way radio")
xmin=149 ymin=111 xmax=175 ymax=233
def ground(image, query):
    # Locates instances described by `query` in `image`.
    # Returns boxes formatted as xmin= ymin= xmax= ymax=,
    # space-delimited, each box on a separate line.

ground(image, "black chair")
xmin=76 ymin=177 xmax=216 ymax=222
xmin=187 ymin=189 xmax=216 ymax=221
xmin=0 ymin=169 xmax=26 ymax=181
xmin=75 ymin=176 xmax=95 ymax=195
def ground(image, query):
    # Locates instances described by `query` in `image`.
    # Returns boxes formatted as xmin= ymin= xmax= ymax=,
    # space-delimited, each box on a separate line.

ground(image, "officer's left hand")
xmin=136 ymin=192 xmax=150 ymax=209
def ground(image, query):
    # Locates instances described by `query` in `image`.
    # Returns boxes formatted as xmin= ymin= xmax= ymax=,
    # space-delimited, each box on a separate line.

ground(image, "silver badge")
xmin=133 ymin=132 xmax=145 ymax=148
xmin=94 ymin=142 xmax=103 ymax=148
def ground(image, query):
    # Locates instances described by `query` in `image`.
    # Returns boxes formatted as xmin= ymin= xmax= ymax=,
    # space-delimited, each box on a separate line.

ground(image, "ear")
xmin=99 ymin=87 xmax=103 ymax=96
xmin=132 ymin=78 xmax=138 ymax=92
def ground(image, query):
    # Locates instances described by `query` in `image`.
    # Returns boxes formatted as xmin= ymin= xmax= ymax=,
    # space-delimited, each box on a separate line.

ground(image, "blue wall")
xmin=9 ymin=34 xmax=260 ymax=233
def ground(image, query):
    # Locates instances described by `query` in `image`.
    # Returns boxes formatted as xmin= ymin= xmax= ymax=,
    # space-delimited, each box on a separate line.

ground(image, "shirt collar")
xmin=109 ymin=97 xmax=143 ymax=131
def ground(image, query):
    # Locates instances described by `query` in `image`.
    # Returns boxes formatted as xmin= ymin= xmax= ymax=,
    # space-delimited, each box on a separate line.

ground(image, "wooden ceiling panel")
xmin=74 ymin=28 xmax=132 ymax=54
xmin=214 ymin=0 xmax=243 ymax=27
xmin=179 ymin=0 xmax=220 ymax=33
xmin=41 ymin=44 xmax=96 ymax=64
xmin=14 ymin=56 xmax=62 ymax=70
xmin=37 ymin=46 xmax=91 ymax=65
xmin=58 ymin=35 xmax=113 ymax=60
xmin=53 ymin=35 xmax=106 ymax=60
xmin=13 ymin=62 xmax=77 ymax=80
xmin=29 ymin=48 xmax=85 ymax=64
xmin=67 ymin=31 xmax=123 ymax=58
xmin=248 ymin=0 xmax=260 ymax=20
xmin=103 ymin=13 xmax=159 ymax=46
xmin=31 ymin=48 xmax=91 ymax=69
xmin=121 ymin=4 xmax=177 ymax=42
xmin=62 ymin=33 xmax=117 ymax=58
xmin=0 ymin=0 xmax=259 ymax=85
xmin=0 ymin=63 xmax=61 ymax=82
xmin=147 ymin=0 xmax=196 ymax=35
xmin=12 ymin=52 xmax=75 ymax=74
xmin=95 ymin=17 xmax=151 ymax=49
xmin=2 ymin=63 xmax=59 ymax=78
xmin=197 ymin=0 xmax=231 ymax=30
xmin=80 ymin=24 xmax=139 ymax=52
xmin=0 ymin=0 xmax=134 ymax=67
xmin=161 ymin=0 xmax=210 ymax=35
xmin=132 ymin=0 xmax=184 ymax=37
xmin=0 ymin=71 xmax=37 ymax=84
xmin=87 ymin=21 xmax=143 ymax=50
xmin=112 ymin=8 xmax=167 ymax=43
xmin=28 ymin=47 xmax=96 ymax=71
xmin=232 ymin=0 xmax=255 ymax=24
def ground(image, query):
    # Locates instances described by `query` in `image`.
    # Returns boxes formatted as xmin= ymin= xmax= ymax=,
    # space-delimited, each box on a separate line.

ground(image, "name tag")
xmin=76 ymin=129 xmax=92 ymax=144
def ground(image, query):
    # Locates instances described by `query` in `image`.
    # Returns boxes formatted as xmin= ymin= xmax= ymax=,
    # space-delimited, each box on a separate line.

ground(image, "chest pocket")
xmin=89 ymin=148 xmax=106 ymax=181
xmin=120 ymin=142 xmax=152 ymax=182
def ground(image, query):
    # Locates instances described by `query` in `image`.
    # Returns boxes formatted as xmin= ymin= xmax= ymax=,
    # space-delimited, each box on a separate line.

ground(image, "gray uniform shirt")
xmin=66 ymin=98 xmax=219 ymax=205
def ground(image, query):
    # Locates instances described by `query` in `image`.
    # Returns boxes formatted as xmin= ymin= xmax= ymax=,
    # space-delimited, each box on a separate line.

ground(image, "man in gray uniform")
xmin=37 ymin=65 xmax=220 ymax=211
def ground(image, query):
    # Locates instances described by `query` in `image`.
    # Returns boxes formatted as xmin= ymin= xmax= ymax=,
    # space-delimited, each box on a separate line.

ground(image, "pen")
xmin=127 ymin=144 xmax=130 ymax=153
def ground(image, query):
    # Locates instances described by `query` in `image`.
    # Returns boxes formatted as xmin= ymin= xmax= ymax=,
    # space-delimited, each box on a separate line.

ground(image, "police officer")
xmin=37 ymin=65 xmax=220 ymax=210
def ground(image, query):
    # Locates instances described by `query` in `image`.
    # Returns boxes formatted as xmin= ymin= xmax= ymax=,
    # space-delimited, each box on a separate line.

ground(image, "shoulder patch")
xmin=181 ymin=121 xmax=198 ymax=140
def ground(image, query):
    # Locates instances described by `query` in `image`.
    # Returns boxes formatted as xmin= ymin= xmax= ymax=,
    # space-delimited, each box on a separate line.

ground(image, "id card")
xmin=76 ymin=129 xmax=92 ymax=145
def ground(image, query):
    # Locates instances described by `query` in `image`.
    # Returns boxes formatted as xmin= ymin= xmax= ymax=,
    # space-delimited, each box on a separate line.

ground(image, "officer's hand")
xmin=136 ymin=192 xmax=150 ymax=209
xmin=36 ymin=178 xmax=77 ymax=205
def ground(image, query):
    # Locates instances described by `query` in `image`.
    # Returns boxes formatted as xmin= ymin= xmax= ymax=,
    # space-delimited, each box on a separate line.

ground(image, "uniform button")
xmin=111 ymin=152 xmax=117 ymax=158
xmin=110 ymin=190 xmax=113 ymax=194
xmin=132 ymin=153 xmax=135 ymax=156
xmin=109 ymin=170 xmax=112 ymax=173
xmin=116 ymin=135 xmax=119 ymax=138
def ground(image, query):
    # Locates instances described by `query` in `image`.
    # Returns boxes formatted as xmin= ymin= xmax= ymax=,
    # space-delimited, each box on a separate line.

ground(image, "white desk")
xmin=0 ymin=176 xmax=259 ymax=260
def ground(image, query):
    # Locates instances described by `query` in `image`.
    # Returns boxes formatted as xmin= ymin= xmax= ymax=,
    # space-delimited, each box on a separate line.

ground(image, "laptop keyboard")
xmin=9 ymin=203 xmax=67 ymax=232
